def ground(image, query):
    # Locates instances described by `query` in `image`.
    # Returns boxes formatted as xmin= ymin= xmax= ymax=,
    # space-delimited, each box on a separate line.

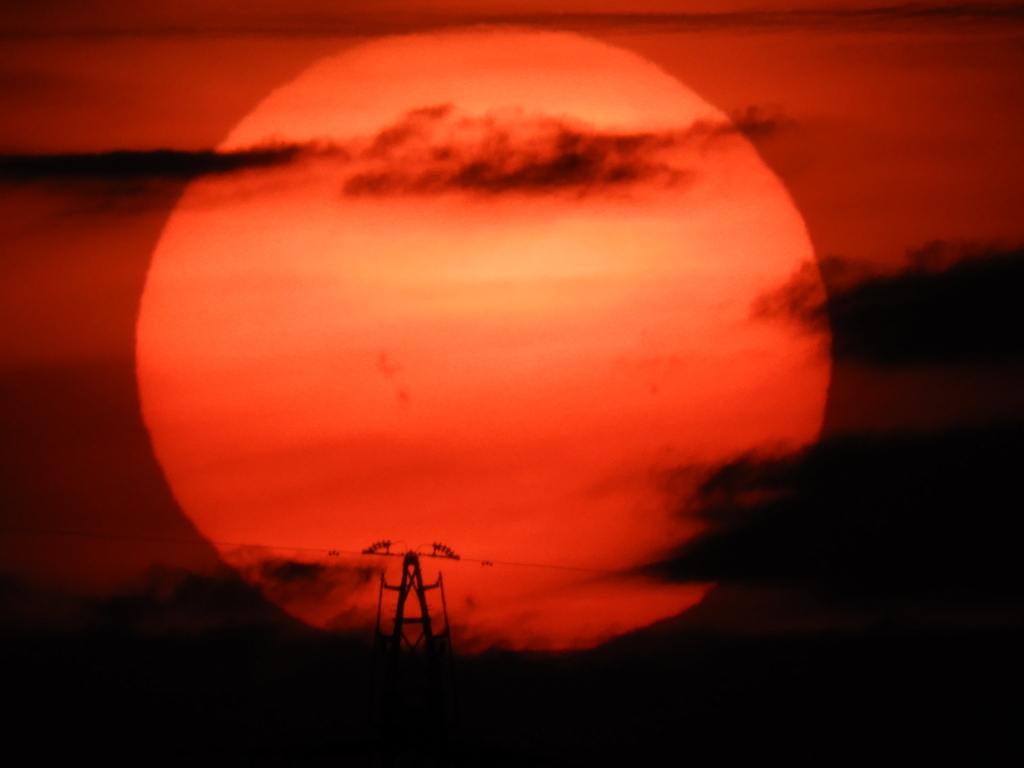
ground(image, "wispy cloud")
xmin=340 ymin=104 xmax=703 ymax=197
xmin=1 ymin=105 xmax=756 ymax=203
xmin=728 ymin=105 xmax=792 ymax=142
xmin=239 ymin=557 xmax=379 ymax=611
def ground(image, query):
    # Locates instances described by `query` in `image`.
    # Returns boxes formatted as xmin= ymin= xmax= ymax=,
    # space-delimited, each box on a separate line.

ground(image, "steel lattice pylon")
xmin=369 ymin=549 xmax=457 ymax=765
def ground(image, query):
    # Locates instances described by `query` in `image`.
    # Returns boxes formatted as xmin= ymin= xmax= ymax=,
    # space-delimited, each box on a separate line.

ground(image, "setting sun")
xmin=135 ymin=28 xmax=829 ymax=649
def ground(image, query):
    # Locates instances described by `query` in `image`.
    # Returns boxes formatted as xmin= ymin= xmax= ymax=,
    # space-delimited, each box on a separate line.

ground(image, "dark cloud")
xmin=0 ymin=565 xmax=302 ymax=634
xmin=341 ymin=105 xmax=700 ymax=197
xmin=261 ymin=559 xmax=328 ymax=584
xmin=1 ymin=106 xmax=751 ymax=202
xmin=751 ymin=259 xmax=829 ymax=329
xmin=622 ymin=583 xmax=1024 ymax=638
xmin=0 ymin=145 xmax=305 ymax=182
xmin=0 ymin=550 xmax=378 ymax=638
xmin=830 ymin=244 xmax=1024 ymax=365
xmin=649 ymin=420 xmax=1024 ymax=603
xmin=255 ymin=558 xmax=377 ymax=589
xmin=728 ymin=105 xmax=792 ymax=141
xmin=756 ymin=243 xmax=1024 ymax=365
xmin=238 ymin=557 xmax=379 ymax=619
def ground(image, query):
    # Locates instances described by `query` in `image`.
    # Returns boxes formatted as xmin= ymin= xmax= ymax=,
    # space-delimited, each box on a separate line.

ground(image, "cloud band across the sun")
xmin=0 ymin=105 xmax=773 ymax=200
xmin=0 ymin=146 xmax=305 ymax=181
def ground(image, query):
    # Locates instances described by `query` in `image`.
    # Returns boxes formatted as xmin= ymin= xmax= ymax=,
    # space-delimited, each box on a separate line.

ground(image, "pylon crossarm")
xmin=428 ymin=542 xmax=460 ymax=560
xmin=362 ymin=539 xmax=394 ymax=555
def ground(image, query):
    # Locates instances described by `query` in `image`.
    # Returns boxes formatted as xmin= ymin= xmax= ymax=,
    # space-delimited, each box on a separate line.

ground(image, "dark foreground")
xmin=2 ymin=612 xmax=1020 ymax=766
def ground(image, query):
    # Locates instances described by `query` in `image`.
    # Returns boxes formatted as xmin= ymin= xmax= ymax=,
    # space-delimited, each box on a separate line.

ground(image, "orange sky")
xmin=2 ymin=1 xmax=1023 ymax=646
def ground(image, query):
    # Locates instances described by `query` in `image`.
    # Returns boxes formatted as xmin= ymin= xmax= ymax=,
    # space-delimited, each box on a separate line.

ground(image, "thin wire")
xmin=0 ymin=524 xmax=628 ymax=575
xmin=457 ymin=555 xmax=620 ymax=574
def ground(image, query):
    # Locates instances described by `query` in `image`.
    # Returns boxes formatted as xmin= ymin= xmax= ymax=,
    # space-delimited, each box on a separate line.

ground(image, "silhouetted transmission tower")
xmin=365 ymin=540 xmax=459 ymax=765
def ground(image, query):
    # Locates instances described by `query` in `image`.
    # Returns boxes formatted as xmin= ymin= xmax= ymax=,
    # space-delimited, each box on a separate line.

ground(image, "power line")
xmin=459 ymin=555 xmax=619 ymax=574
xmin=0 ymin=524 xmax=624 ymax=575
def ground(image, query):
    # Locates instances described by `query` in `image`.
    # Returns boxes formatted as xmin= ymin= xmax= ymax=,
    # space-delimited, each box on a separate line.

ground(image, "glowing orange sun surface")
xmin=136 ymin=29 xmax=829 ymax=649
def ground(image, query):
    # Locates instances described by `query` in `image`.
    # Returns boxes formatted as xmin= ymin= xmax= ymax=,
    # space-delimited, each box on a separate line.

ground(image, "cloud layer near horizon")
xmin=650 ymin=419 xmax=1024 ymax=603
